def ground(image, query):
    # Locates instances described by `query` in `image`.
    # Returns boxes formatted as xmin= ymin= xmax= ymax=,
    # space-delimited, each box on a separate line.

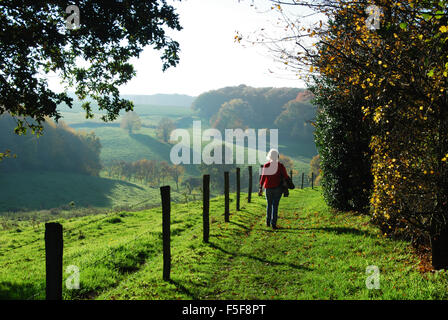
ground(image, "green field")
xmin=81 ymin=127 xmax=172 ymax=164
xmin=1 ymin=188 xmax=447 ymax=300
xmin=61 ymin=105 xmax=197 ymax=165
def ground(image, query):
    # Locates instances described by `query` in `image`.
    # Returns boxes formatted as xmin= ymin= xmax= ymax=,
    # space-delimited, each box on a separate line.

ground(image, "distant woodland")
xmin=191 ymin=85 xmax=316 ymax=146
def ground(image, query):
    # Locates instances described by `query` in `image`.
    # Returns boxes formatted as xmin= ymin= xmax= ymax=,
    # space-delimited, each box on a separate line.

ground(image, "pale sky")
xmin=49 ymin=0 xmax=313 ymax=97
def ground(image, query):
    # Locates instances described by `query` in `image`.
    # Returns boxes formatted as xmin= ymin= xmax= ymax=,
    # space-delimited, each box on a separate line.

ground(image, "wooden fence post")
xmin=236 ymin=167 xmax=240 ymax=211
xmin=203 ymin=175 xmax=210 ymax=243
xmin=224 ymin=171 xmax=230 ymax=222
xmin=248 ymin=166 xmax=252 ymax=203
xmin=160 ymin=186 xmax=171 ymax=281
xmin=301 ymin=172 xmax=304 ymax=189
xmin=45 ymin=222 xmax=63 ymax=300
xmin=312 ymin=172 xmax=314 ymax=189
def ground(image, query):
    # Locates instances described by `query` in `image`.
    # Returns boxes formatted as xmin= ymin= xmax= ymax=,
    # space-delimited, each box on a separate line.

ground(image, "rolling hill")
xmin=0 ymin=171 xmax=186 ymax=220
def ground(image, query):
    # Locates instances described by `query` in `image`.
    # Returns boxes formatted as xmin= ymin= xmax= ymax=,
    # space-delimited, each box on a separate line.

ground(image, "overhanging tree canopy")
xmin=0 ymin=0 xmax=182 ymax=134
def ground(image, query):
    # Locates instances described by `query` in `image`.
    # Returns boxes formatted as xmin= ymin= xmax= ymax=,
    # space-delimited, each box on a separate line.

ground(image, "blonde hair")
xmin=266 ymin=149 xmax=279 ymax=161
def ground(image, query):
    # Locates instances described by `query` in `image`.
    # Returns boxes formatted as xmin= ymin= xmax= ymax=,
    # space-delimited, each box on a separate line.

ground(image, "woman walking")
xmin=258 ymin=149 xmax=289 ymax=229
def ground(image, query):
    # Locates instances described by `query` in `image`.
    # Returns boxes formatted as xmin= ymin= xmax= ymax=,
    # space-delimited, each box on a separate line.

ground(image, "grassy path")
xmin=98 ymin=188 xmax=448 ymax=300
xmin=199 ymin=188 xmax=448 ymax=299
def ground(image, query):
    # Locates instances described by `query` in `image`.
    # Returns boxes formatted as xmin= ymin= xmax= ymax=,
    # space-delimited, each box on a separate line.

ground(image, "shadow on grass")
xmin=168 ymin=279 xmax=199 ymax=299
xmin=0 ymin=171 xmax=146 ymax=213
xmin=0 ymin=281 xmax=42 ymax=300
xmin=308 ymin=226 xmax=376 ymax=238
xmin=229 ymin=221 xmax=250 ymax=231
xmin=208 ymin=242 xmax=311 ymax=271
xmin=264 ymin=226 xmax=376 ymax=238
xmin=129 ymin=133 xmax=172 ymax=160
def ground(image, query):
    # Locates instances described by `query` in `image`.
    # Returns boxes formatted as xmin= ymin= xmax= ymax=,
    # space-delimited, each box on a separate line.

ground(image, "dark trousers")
xmin=265 ymin=185 xmax=283 ymax=227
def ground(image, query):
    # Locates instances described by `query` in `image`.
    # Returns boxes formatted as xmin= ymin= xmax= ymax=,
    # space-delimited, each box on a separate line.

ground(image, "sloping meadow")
xmin=1 ymin=188 xmax=448 ymax=300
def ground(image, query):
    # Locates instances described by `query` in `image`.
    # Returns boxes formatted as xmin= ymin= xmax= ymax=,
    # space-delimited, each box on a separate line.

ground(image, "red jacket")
xmin=259 ymin=161 xmax=289 ymax=189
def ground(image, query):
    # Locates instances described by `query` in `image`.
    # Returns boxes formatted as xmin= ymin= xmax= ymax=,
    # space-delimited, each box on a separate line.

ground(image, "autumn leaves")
xmin=279 ymin=0 xmax=448 ymax=266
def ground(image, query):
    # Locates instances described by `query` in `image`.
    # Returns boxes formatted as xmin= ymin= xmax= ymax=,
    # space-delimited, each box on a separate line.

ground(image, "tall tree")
xmin=311 ymin=77 xmax=373 ymax=213
xmin=120 ymin=111 xmax=142 ymax=134
xmin=169 ymin=164 xmax=185 ymax=191
xmin=157 ymin=117 xmax=176 ymax=143
xmin=309 ymin=154 xmax=321 ymax=184
xmin=279 ymin=154 xmax=294 ymax=172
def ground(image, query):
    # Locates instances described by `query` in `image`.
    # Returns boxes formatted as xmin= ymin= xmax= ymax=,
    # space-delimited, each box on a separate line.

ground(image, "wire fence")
xmin=22 ymin=227 xmax=159 ymax=300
